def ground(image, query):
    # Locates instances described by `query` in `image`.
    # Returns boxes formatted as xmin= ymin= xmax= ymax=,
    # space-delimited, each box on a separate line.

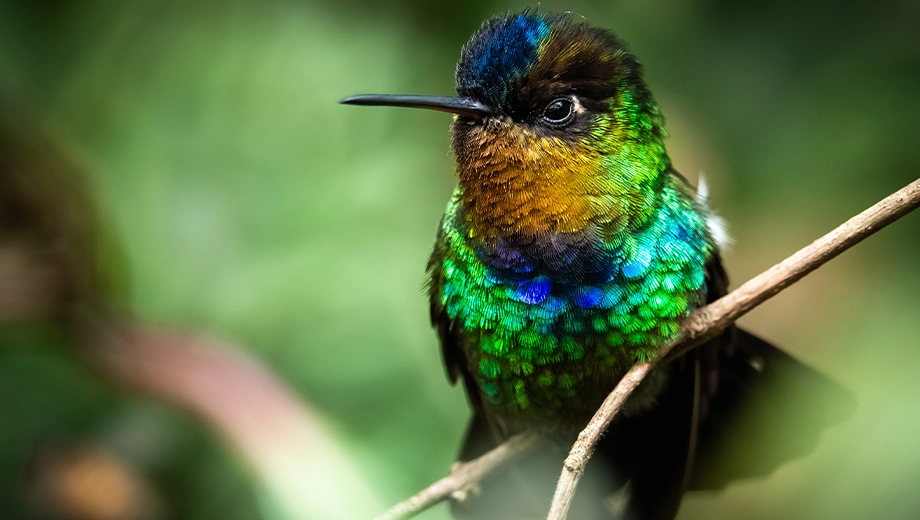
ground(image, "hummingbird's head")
xmin=343 ymin=10 xmax=671 ymax=241
xmin=455 ymin=11 xmax=638 ymax=132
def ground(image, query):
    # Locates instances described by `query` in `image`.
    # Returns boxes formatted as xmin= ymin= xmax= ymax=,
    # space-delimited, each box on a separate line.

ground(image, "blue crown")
xmin=456 ymin=13 xmax=550 ymax=108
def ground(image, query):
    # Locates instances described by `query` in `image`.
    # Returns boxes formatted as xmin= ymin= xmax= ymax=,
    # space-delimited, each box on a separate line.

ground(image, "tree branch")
xmin=378 ymin=178 xmax=920 ymax=520
xmin=373 ymin=432 xmax=542 ymax=520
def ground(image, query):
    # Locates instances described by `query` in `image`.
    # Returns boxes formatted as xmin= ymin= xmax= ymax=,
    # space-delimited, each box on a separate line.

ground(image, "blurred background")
xmin=0 ymin=0 xmax=918 ymax=519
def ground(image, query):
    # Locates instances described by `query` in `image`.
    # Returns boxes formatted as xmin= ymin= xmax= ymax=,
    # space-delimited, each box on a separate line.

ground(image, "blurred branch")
xmin=77 ymin=312 xmax=382 ymax=520
xmin=378 ymin=177 xmax=920 ymax=520
xmin=0 ymin=109 xmax=382 ymax=520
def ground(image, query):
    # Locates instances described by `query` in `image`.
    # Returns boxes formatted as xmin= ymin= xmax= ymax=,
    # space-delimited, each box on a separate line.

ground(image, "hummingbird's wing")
xmin=427 ymin=217 xmax=488 ymax=419
xmin=689 ymin=327 xmax=855 ymax=490
xmin=686 ymin=252 xmax=855 ymax=491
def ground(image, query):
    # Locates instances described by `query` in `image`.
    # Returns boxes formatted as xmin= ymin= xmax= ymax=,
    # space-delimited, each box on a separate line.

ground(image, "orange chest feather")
xmin=456 ymin=127 xmax=625 ymax=239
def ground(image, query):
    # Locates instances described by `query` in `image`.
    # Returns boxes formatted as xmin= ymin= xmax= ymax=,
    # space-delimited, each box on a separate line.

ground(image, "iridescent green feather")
xmin=432 ymin=176 xmax=714 ymax=416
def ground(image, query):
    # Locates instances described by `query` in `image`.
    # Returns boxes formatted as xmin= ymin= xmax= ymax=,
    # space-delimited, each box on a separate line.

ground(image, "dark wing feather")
xmin=690 ymin=328 xmax=856 ymax=490
xmin=687 ymin=255 xmax=855 ymax=490
xmin=428 ymin=220 xmax=487 ymax=418
xmin=428 ymin=219 xmax=462 ymax=384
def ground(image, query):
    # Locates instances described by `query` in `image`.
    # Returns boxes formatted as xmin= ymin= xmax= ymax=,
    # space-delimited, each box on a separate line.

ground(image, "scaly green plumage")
xmin=425 ymin=11 xmax=716 ymax=431
xmin=430 ymin=177 xmax=713 ymax=424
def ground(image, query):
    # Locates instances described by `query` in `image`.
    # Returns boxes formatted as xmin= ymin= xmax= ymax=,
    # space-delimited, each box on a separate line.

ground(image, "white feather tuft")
xmin=696 ymin=175 xmax=731 ymax=249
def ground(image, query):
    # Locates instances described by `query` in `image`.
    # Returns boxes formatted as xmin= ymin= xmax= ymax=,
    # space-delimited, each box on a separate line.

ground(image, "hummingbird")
xmin=344 ymin=10 xmax=849 ymax=520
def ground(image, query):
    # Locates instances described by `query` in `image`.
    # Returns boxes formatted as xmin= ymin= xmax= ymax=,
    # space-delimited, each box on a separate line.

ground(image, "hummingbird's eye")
xmin=541 ymin=98 xmax=575 ymax=127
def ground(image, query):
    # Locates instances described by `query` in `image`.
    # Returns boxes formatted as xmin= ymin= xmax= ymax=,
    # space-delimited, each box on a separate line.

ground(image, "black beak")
xmin=340 ymin=94 xmax=495 ymax=119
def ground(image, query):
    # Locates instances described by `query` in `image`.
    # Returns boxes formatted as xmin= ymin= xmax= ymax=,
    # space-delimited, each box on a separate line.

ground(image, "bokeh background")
xmin=0 ymin=0 xmax=918 ymax=519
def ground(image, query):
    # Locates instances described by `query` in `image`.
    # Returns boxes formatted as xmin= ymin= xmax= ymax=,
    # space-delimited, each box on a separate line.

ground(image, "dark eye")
xmin=541 ymin=98 xmax=575 ymax=127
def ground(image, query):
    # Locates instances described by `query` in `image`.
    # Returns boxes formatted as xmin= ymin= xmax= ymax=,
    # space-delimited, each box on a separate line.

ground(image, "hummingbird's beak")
xmin=340 ymin=94 xmax=495 ymax=119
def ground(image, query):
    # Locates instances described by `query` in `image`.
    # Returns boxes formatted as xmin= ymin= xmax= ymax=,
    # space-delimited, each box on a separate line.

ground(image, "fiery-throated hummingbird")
xmin=343 ymin=10 xmax=848 ymax=520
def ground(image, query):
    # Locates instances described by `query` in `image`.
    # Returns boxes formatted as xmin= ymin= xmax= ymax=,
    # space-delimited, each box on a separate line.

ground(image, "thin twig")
xmin=546 ymin=177 xmax=920 ymax=519
xmin=545 ymin=362 xmax=654 ymax=520
xmin=377 ymin=177 xmax=920 ymax=520
xmin=373 ymin=432 xmax=543 ymax=520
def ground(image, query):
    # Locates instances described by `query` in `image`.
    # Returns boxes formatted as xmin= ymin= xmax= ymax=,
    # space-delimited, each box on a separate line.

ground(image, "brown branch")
xmin=546 ymin=177 xmax=920 ymax=519
xmin=373 ymin=432 xmax=543 ymax=520
xmin=545 ymin=362 xmax=654 ymax=520
xmin=377 ymin=178 xmax=920 ymax=520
